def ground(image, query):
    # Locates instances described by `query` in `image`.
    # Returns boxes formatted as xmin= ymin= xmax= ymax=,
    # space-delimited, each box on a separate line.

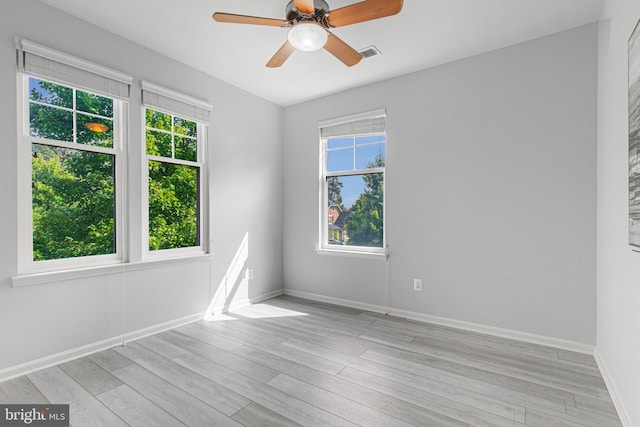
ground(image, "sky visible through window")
xmin=327 ymin=135 xmax=385 ymax=208
xmin=30 ymin=78 xmax=66 ymax=105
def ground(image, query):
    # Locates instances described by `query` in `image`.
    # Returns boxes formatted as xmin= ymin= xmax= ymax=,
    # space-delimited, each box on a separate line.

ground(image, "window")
xmin=15 ymin=41 xmax=214 ymax=281
xmin=17 ymin=40 xmax=131 ymax=272
xmin=141 ymin=81 xmax=211 ymax=256
xmin=319 ymin=109 xmax=386 ymax=254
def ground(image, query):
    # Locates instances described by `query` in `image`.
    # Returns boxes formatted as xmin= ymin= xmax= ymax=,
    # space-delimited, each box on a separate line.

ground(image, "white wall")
xmin=283 ymin=24 xmax=598 ymax=345
xmin=597 ymin=1 xmax=640 ymax=425
xmin=0 ymin=0 xmax=283 ymax=373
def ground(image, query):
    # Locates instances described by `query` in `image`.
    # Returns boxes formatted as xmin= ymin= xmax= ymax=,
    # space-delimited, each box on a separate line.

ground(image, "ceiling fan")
xmin=212 ymin=0 xmax=403 ymax=68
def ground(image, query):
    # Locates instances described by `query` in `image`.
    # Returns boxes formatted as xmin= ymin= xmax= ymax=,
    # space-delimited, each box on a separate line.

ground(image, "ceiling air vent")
xmin=358 ymin=46 xmax=381 ymax=59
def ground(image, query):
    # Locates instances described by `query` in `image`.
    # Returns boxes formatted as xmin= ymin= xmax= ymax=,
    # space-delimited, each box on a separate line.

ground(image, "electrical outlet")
xmin=413 ymin=278 xmax=423 ymax=292
xmin=244 ymin=268 xmax=254 ymax=280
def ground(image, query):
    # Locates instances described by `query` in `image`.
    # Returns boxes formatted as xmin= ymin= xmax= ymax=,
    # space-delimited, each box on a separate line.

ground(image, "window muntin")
xmin=29 ymin=78 xmax=114 ymax=147
xmin=326 ymin=135 xmax=385 ymax=172
xmin=24 ymin=77 xmax=121 ymax=265
xmin=321 ymin=131 xmax=386 ymax=252
xmin=144 ymin=108 xmax=203 ymax=253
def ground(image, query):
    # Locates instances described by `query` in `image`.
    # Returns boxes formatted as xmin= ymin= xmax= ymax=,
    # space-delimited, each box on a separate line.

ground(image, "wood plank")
xmin=364 ymin=313 xmax=562 ymax=359
xmin=246 ymin=341 xmax=346 ymax=376
xmin=223 ymin=314 xmax=337 ymax=344
xmin=113 ymin=342 xmax=250 ymax=416
xmin=283 ymin=333 xmax=569 ymax=414
xmin=27 ymin=367 xmax=127 ymax=426
xmin=157 ymin=329 xmax=279 ymax=383
xmin=135 ymin=335 xmax=188 ymax=360
xmin=0 ymin=376 xmax=49 ymax=403
xmin=360 ymin=335 xmax=607 ymax=396
xmin=236 ymin=338 xmax=525 ymax=426
xmin=338 ymin=366 xmax=527 ymax=426
xmin=97 ymin=384 xmax=183 ymax=427
xmin=194 ymin=320 xmax=292 ymax=351
xmin=360 ymin=348 xmax=587 ymax=403
xmin=263 ymin=311 xmax=369 ymax=337
xmin=174 ymin=323 xmax=243 ymax=351
xmin=564 ymin=405 xmax=624 ymax=427
xmin=573 ymin=393 xmax=620 ymax=419
xmin=526 ymin=407 xmax=622 ymax=427
xmin=204 ymin=313 xmax=355 ymax=353
xmin=231 ymin=402 xmax=301 ymax=427
xmin=265 ymin=297 xmax=376 ymax=329
xmin=172 ymin=325 xmax=345 ymax=377
xmin=60 ymin=357 xmax=123 ymax=395
xmin=111 ymin=363 xmax=243 ymax=427
xmin=267 ymin=374 xmax=424 ymax=427
xmin=174 ymin=351 xmax=357 ymax=427
xmin=88 ymin=348 xmax=133 ymax=373
xmin=557 ymin=350 xmax=599 ymax=368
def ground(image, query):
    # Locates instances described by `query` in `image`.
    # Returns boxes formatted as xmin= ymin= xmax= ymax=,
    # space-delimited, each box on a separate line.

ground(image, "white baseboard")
xmin=594 ymin=348 xmax=633 ymax=427
xmin=0 ymin=288 xmax=286 ymax=383
xmin=283 ymin=289 xmax=389 ymax=314
xmin=282 ymin=289 xmax=594 ymax=355
xmin=0 ymin=311 xmax=205 ymax=383
xmin=386 ymin=307 xmax=595 ymax=355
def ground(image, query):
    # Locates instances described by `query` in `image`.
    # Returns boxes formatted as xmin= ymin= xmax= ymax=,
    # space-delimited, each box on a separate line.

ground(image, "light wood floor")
xmin=0 ymin=295 xmax=622 ymax=426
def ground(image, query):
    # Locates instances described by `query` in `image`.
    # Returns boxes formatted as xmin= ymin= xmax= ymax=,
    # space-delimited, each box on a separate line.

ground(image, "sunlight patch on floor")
xmin=227 ymin=303 xmax=309 ymax=319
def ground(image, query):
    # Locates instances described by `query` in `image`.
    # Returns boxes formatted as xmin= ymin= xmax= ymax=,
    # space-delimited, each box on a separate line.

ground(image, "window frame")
xmin=318 ymin=110 xmax=387 ymax=258
xmin=17 ymin=74 xmax=127 ymax=274
xmin=140 ymin=83 xmax=211 ymax=260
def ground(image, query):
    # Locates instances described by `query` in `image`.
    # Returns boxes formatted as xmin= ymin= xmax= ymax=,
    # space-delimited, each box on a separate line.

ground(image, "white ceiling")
xmin=40 ymin=0 xmax=605 ymax=106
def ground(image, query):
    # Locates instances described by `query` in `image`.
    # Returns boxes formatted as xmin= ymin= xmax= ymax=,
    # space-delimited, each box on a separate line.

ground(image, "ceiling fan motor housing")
xmin=286 ymin=0 xmax=330 ymax=26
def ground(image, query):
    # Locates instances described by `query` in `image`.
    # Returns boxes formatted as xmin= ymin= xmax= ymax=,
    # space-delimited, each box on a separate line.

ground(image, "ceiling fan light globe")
xmin=288 ymin=21 xmax=327 ymax=52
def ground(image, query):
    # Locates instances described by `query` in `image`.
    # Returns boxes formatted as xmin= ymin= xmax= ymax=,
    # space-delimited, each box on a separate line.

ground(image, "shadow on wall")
xmin=205 ymin=232 xmax=250 ymax=318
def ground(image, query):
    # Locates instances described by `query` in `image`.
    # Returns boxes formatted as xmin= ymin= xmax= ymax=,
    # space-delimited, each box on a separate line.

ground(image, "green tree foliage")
xmin=344 ymin=154 xmax=384 ymax=247
xmin=145 ymin=109 xmax=199 ymax=250
xmin=327 ymin=177 xmax=344 ymax=209
xmin=30 ymin=79 xmax=116 ymax=261
xmin=32 ymin=146 xmax=115 ymax=260
xmin=29 ymin=79 xmax=201 ymax=261
xmin=147 ymin=161 xmax=198 ymax=250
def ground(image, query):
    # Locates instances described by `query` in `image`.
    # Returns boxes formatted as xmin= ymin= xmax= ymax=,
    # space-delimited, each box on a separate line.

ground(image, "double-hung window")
xmin=17 ymin=40 xmax=131 ymax=273
xmin=141 ymin=81 xmax=211 ymax=257
xmin=319 ymin=109 xmax=387 ymax=256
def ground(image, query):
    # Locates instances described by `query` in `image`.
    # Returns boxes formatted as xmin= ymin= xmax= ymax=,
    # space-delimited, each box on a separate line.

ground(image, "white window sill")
xmin=11 ymin=254 xmax=211 ymax=288
xmin=315 ymin=248 xmax=388 ymax=261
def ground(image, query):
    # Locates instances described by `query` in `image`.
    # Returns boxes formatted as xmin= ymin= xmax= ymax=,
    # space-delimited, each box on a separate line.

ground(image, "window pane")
xmin=32 ymin=144 xmax=115 ymax=261
xmin=149 ymin=161 xmax=199 ymax=250
xmin=326 ymin=173 xmax=383 ymax=248
xmin=175 ymin=136 xmax=196 ymax=162
xmin=77 ymin=113 xmax=113 ymax=148
xmin=146 ymin=129 xmax=172 ymax=158
xmin=146 ymin=108 xmax=172 ymax=131
xmin=29 ymin=78 xmax=72 ymax=108
xmin=29 ymin=103 xmax=73 ymax=142
xmin=77 ymin=90 xmax=113 ymax=118
xmin=356 ymin=135 xmax=385 ymax=145
xmin=327 ymin=148 xmax=353 ymax=172
xmin=174 ymin=116 xmax=197 ymax=137
xmin=328 ymin=137 xmax=354 ymax=149
xmin=355 ymin=143 xmax=385 ymax=169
